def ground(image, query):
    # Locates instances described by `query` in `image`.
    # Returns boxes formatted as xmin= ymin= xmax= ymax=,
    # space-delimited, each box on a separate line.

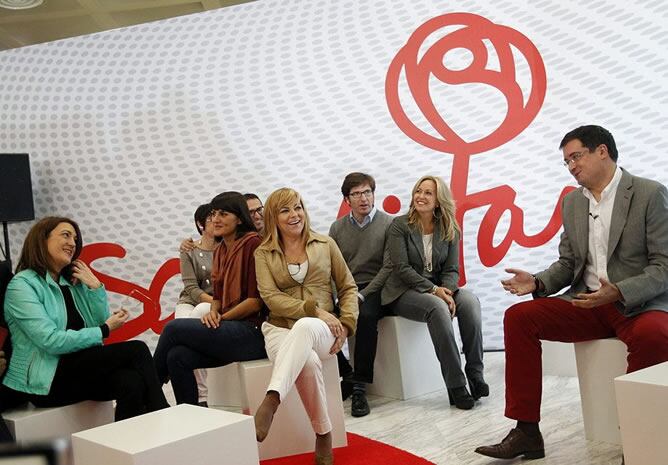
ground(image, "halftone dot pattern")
xmin=1 ymin=0 xmax=667 ymax=350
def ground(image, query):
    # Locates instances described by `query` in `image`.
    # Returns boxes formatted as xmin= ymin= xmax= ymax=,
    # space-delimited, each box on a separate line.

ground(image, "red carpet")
xmin=260 ymin=432 xmax=435 ymax=465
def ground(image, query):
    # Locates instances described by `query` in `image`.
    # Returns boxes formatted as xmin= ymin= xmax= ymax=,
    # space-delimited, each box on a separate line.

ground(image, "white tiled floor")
xmin=165 ymin=351 xmax=624 ymax=464
xmin=344 ymin=351 xmax=623 ymax=465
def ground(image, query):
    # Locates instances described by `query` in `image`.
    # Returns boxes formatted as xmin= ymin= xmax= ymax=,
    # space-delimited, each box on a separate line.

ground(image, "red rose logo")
xmin=386 ymin=12 xmax=546 ymax=156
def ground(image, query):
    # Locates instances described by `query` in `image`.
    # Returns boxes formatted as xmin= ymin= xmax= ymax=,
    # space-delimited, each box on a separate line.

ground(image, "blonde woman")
xmin=253 ymin=188 xmax=358 ymax=465
xmin=382 ymin=175 xmax=486 ymax=410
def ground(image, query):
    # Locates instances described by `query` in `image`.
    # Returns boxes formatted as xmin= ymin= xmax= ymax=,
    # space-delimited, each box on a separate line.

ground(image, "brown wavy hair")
xmin=16 ymin=217 xmax=82 ymax=280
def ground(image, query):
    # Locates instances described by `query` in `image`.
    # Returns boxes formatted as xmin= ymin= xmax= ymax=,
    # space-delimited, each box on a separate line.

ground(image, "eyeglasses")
xmin=249 ymin=206 xmax=264 ymax=217
xmin=562 ymin=149 xmax=589 ymax=167
xmin=348 ymin=189 xmax=373 ymax=199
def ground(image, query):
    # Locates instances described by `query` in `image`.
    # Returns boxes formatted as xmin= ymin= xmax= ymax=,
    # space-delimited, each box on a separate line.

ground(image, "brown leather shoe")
xmin=475 ymin=428 xmax=545 ymax=460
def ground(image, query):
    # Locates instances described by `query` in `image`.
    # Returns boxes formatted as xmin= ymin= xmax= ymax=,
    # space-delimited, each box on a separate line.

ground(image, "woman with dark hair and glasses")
xmin=2 ymin=217 xmax=168 ymax=420
xmin=154 ymin=192 xmax=268 ymax=405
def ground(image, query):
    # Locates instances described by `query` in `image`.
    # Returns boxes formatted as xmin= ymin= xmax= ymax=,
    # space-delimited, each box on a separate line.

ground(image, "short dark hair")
xmin=193 ymin=203 xmax=211 ymax=235
xmin=340 ymin=172 xmax=376 ymax=197
xmin=16 ymin=217 xmax=82 ymax=280
xmin=243 ymin=193 xmax=261 ymax=203
xmin=210 ymin=191 xmax=257 ymax=237
xmin=559 ymin=125 xmax=618 ymax=162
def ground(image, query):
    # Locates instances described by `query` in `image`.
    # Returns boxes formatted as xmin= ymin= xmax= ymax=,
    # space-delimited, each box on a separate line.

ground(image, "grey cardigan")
xmin=535 ymin=169 xmax=668 ymax=316
xmin=178 ymin=247 xmax=214 ymax=306
xmin=381 ymin=214 xmax=460 ymax=306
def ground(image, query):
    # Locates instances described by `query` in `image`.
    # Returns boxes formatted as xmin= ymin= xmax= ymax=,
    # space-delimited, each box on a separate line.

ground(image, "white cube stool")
xmin=615 ymin=361 xmax=668 ymax=465
xmin=72 ymin=404 xmax=258 ymax=465
xmin=207 ymin=363 xmax=243 ymax=408
xmin=366 ymin=316 xmax=444 ymax=400
xmin=574 ymin=338 xmax=628 ymax=444
xmin=3 ymin=401 xmax=114 ymax=444
xmin=238 ymin=357 xmax=347 ymax=460
xmin=542 ymin=340 xmax=577 ymax=377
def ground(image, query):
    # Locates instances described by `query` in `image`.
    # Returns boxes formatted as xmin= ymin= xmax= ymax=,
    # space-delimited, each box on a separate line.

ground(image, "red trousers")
xmin=504 ymin=298 xmax=668 ymax=422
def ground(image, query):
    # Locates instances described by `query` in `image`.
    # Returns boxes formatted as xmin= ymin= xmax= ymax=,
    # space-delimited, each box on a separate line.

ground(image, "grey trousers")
xmin=388 ymin=288 xmax=484 ymax=388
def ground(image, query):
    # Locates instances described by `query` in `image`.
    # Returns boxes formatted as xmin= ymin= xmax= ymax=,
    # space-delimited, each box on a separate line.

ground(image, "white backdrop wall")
xmin=0 ymin=0 xmax=666 ymax=349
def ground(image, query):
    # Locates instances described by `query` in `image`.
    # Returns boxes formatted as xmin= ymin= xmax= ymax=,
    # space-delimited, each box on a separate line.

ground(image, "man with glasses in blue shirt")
xmin=329 ymin=173 xmax=393 ymax=417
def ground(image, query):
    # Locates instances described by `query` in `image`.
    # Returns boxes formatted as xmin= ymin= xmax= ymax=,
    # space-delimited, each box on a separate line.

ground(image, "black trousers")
xmin=0 ymin=385 xmax=26 ymax=442
xmin=351 ymin=289 xmax=385 ymax=384
xmin=26 ymin=340 xmax=168 ymax=421
xmin=336 ymin=288 xmax=386 ymax=384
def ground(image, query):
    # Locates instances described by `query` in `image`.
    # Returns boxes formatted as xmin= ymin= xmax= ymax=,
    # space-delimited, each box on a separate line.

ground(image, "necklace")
xmin=423 ymin=234 xmax=433 ymax=273
xmin=288 ymin=262 xmax=303 ymax=277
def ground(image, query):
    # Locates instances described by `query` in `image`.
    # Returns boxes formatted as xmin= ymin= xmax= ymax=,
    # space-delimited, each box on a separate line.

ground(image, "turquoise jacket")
xmin=2 ymin=269 xmax=109 ymax=395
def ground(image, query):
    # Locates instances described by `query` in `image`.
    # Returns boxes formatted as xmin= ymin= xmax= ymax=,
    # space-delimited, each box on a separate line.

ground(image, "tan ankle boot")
xmin=254 ymin=391 xmax=280 ymax=442
xmin=314 ymin=432 xmax=333 ymax=465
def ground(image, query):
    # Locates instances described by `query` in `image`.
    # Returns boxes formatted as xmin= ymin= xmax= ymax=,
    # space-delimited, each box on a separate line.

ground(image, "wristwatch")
xmin=531 ymin=274 xmax=542 ymax=292
xmin=430 ymin=285 xmax=438 ymax=294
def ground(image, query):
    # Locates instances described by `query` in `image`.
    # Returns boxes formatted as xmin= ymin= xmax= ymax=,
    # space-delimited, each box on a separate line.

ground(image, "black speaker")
xmin=0 ymin=154 xmax=35 ymax=222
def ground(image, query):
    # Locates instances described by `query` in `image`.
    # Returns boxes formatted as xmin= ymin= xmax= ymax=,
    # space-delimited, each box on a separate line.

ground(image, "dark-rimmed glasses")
xmin=348 ymin=189 xmax=373 ymax=199
xmin=249 ymin=206 xmax=264 ymax=217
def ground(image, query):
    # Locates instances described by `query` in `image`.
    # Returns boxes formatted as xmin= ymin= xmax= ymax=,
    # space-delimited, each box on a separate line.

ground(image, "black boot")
xmin=468 ymin=377 xmax=489 ymax=400
xmin=351 ymin=384 xmax=370 ymax=417
xmin=447 ymin=386 xmax=475 ymax=410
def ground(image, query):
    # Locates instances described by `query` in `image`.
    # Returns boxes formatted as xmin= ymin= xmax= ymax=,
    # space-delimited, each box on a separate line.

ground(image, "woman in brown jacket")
xmin=253 ymin=188 xmax=358 ymax=465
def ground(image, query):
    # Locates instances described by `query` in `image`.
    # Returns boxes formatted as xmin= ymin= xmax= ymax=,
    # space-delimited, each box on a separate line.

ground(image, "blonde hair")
xmin=261 ymin=187 xmax=312 ymax=250
xmin=407 ymin=175 xmax=460 ymax=241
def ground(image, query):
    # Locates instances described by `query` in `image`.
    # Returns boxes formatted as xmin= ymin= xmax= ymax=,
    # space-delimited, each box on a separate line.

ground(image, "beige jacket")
xmin=254 ymin=231 xmax=359 ymax=335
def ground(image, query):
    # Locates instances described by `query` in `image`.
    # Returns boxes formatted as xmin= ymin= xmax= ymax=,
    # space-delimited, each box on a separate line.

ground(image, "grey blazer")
xmin=535 ymin=169 xmax=668 ymax=316
xmin=381 ymin=214 xmax=460 ymax=306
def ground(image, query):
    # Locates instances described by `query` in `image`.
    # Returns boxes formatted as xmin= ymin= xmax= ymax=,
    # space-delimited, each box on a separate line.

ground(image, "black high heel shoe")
xmin=468 ymin=378 xmax=489 ymax=400
xmin=447 ymin=386 xmax=475 ymax=410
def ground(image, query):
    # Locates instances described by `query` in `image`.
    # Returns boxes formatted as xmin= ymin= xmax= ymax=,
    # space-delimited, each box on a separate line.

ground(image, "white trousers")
xmin=262 ymin=318 xmax=335 ymax=435
xmin=175 ymin=302 xmax=211 ymax=319
xmin=175 ymin=302 xmax=211 ymax=400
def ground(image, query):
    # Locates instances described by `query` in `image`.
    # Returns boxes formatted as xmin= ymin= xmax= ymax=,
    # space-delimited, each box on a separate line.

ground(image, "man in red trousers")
xmin=475 ymin=125 xmax=668 ymax=460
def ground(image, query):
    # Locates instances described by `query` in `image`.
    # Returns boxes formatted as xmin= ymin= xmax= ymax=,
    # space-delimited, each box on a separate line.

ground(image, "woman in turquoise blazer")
xmin=2 ymin=217 xmax=168 ymax=420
